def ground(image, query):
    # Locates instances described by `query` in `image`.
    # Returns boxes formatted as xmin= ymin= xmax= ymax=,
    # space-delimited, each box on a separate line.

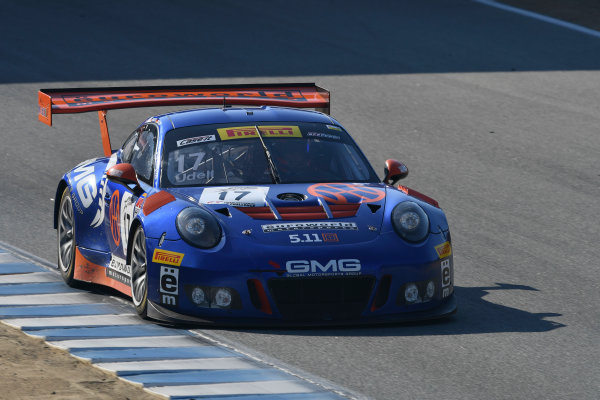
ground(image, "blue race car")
xmin=39 ymin=84 xmax=456 ymax=325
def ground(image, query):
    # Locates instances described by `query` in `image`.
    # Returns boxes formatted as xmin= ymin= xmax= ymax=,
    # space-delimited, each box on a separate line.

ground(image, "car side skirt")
xmin=73 ymin=246 xmax=131 ymax=296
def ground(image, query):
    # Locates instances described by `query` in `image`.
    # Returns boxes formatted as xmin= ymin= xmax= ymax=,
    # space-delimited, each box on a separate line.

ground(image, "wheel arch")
xmin=126 ymin=218 xmax=143 ymax=265
xmin=54 ymin=180 xmax=69 ymax=229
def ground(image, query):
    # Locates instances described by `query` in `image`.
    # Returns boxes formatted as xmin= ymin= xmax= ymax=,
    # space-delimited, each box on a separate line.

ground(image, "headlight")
xmin=176 ymin=207 xmax=222 ymax=248
xmin=391 ymin=201 xmax=429 ymax=242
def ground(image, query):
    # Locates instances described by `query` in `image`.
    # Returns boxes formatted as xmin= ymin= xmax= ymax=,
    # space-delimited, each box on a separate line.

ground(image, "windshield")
xmin=160 ymin=122 xmax=379 ymax=187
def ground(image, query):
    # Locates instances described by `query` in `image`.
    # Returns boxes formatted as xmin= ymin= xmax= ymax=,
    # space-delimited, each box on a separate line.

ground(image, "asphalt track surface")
xmin=1 ymin=1 xmax=599 ymax=399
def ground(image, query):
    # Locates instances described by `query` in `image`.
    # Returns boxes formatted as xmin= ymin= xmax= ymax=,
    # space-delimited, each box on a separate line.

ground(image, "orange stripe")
xmin=143 ymin=191 xmax=176 ymax=216
xmin=73 ymin=247 xmax=131 ymax=296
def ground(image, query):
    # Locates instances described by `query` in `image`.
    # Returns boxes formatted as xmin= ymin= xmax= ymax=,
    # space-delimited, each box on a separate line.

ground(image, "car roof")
xmin=156 ymin=106 xmax=339 ymax=130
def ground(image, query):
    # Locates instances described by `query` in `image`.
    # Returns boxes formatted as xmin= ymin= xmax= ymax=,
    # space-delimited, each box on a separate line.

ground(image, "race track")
xmin=1 ymin=1 xmax=599 ymax=399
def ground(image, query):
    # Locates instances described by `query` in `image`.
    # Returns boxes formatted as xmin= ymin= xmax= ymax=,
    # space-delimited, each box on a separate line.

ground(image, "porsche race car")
xmin=38 ymin=84 xmax=456 ymax=325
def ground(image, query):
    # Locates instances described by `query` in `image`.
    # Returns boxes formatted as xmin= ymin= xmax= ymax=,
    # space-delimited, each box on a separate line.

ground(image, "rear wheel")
xmin=130 ymin=226 xmax=149 ymax=318
xmin=57 ymin=188 xmax=79 ymax=286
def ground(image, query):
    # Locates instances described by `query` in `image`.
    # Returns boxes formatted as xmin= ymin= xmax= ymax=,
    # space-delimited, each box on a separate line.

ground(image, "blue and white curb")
xmin=0 ymin=244 xmax=355 ymax=400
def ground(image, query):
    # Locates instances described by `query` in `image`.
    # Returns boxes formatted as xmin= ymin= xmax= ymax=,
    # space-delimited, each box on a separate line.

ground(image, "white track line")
xmin=49 ymin=335 xmax=203 ymax=350
xmin=3 ymin=314 xmax=142 ymax=329
xmin=0 ymin=272 xmax=60 ymax=283
xmin=0 ymin=292 xmax=106 ymax=305
xmin=147 ymin=379 xmax=316 ymax=397
xmin=95 ymin=357 xmax=259 ymax=374
xmin=473 ymin=0 xmax=600 ymax=39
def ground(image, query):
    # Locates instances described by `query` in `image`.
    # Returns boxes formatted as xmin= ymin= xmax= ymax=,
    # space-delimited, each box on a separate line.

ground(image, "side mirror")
xmin=107 ymin=163 xmax=140 ymax=188
xmin=383 ymin=159 xmax=408 ymax=185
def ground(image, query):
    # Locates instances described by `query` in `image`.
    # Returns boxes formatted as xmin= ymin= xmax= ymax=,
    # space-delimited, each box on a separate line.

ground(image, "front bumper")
xmin=147 ymin=292 xmax=457 ymax=327
xmin=146 ymin=253 xmax=456 ymax=326
xmin=145 ymin=227 xmax=456 ymax=327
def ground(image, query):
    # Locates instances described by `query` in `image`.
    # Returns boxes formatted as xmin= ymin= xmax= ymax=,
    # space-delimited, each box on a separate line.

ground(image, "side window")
xmin=130 ymin=125 xmax=157 ymax=184
xmin=121 ymin=131 xmax=138 ymax=163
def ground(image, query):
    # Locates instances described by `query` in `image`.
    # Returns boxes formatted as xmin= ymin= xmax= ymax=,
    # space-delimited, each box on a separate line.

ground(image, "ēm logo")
xmin=160 ymin=266 xmax=179 ymax=306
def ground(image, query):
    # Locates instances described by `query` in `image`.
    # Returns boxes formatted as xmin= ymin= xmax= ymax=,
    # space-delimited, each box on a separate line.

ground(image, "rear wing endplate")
xmin=38 ymin=83 xmax=330 ymax=156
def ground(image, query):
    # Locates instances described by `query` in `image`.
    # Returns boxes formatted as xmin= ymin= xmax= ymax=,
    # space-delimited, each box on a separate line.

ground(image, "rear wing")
xmin=38 ymin=83 xmax=330 ymax=156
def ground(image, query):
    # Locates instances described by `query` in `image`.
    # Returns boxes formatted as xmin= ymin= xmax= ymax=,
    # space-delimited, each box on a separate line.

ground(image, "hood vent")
xmin=277 ymin=193 xmax=307 ymax=201
xmin=367 ymin=204 xmax=381 ymax=213
xmin=236 ymin=203 xmax=360 ymax=220
xmin=214 ymin=207 xmax=231 ymax=217
xmin=329 ymin=204 xmax=360 ymax=218
xmin=278 ymin=206 xmax=327 ymax=220
xmin=235 ymin=206 xmax=276 ymax=220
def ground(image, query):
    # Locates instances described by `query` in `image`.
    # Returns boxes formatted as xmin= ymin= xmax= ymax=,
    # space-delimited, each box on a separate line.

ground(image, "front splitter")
xmin=146 ymin=293 xmax=457 ymax=328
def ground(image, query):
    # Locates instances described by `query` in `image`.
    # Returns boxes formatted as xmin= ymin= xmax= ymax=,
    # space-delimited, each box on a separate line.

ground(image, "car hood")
xmin=167 ymin=182 xmax=390 ymax=245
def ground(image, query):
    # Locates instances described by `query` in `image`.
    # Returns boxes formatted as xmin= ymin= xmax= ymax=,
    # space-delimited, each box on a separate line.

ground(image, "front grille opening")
xmin=247 ymin=279 xmax=272 ymax=314
xmin=371 ymin=275 xmax=392 ymax=311
xmin=268 ymin=276 xmax=375 ymax=321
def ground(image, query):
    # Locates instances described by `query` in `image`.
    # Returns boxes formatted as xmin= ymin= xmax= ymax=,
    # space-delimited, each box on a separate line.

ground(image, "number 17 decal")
xmin=218 ymin=191 xmax=251 ymax=201
xmin=199 ymin=186 xmax=269 ymax=207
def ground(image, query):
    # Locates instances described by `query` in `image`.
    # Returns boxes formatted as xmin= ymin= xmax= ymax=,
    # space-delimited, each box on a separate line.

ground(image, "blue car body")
xmin=49 ymin=92 xmax=455 ymax=326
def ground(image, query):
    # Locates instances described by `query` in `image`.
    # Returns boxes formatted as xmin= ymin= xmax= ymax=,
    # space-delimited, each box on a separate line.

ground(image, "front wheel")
xmin=57 ymin=188 xmax=79 ymax=287
xmin=130 ymin=225 xmax=149 ymax=318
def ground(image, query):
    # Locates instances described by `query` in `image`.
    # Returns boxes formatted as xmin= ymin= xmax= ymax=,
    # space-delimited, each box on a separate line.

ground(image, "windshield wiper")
xmin=254 ymin=125 xmax=281 ymax=184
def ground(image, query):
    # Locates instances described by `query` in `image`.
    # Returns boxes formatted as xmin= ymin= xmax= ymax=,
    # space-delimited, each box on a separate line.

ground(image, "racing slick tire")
xmin=130 ymin=225 xmax=149 ymax=318
xmin=57 ymin=188 xmax=80 ymax=287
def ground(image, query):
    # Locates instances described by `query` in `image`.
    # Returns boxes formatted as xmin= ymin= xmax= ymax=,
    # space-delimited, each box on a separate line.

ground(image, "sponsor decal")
xmin=217 ymin=125 xmax=302 ymax=141
xmin=160 ymin=266 xmax=179 ymax=306
xmin=175 ymin=171 xmax=210 ymax=183
xmin=90 ymin=153 xmax=117 ymax=228
xmin=134 ymin=193 xmax=147 ymax=214
xmin=109 ymin=191 xmax=121 ymax=246
xmin=306 ymin=132 xmax=340 ymax=140
xmin=62 ymin=90 xmax=311 ymax=108
xmin=176 ymin=135 xmax=216 ymax=147
xmin=120 ymin=192 xmax=135 ymax=253
xmin=435 ymin=241 xmax=452 ymax=259
xmin=262 ymin=221 xmax=357 ymax=233
xmin=72 ymin=164 xmax=97 ymax=208
xmin=288 ymin=233 xmax=339 ymax=243
xmin=289 ymin=233 xmax=322 ymax=243
xmin=70 ymin=191 xmax=83 ymax=215
xmin=441 ymin=259 xmax=452 ymax=298
xmin=152 ymin=249 xmax=184 ymax=266
xmin=199 ymin=186 xmax=269 ymax=207
xmin=322 ymin=232 xmax=339 ymax=242
xmin=106 ymin=255 xmax=130 ymax=285
xmin=307 ymin=183 xmax=385 ymax=204
xmin=326 ymin=125 xmax=342 ymax=131
xmin=171 ymin=149 xmax=209 ymax=184
xmin=286 ymin=259 xmax=361 ymax=277
xmin=145 ymin=117 xmax=161 ymax=125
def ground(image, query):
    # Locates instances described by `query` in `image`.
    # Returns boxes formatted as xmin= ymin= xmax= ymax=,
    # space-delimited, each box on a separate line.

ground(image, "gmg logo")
xmin=285 ymin=259 xmax=361 ymax=274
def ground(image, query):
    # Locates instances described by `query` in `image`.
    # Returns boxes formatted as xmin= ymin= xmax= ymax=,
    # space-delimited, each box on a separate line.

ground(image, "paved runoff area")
xmin=0 ymin=245 xmax=348 ymax=400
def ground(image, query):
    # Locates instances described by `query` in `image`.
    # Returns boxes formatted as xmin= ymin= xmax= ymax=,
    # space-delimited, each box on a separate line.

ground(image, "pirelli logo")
xmin=435 ymin=241 xmax=452 ymax=259
xmin=217 ymin=125 xmax=302 ymax=141
xmin=152 ymin=249 xmax=184 ymax=266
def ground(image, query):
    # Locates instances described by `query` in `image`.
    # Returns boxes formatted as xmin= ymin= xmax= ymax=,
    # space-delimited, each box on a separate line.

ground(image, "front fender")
xmin=137 ymin=198 xmax=188 ymax=240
